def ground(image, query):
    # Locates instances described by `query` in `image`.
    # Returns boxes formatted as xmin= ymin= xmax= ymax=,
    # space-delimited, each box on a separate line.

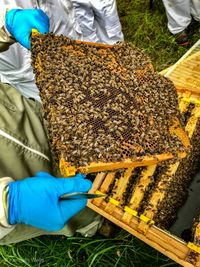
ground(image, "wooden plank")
xmin=121 ymin=165 xmax=157 ymax=224
xmin=138 ymin=161 xmax=180 ymax=233
xmin=104 ymin=169 xmax=133 ymax=214
xmin=169 ymin=119 xmax=190 ymax=148
xmin=78 ymin=154 xmax=173 ymax=173
xmin=87 ymin=202 xmax=194 ymax=267
xmin=76 ymin=150 xmax=186 ymax=174
xmin=89 ymin=172 xmax=106 ymax=194
xmin=99 ymin=172 xmax=116 ymax=193
xmin=92 ymin=172 xmax=116 ymax=206
xmin=114 ymin=168 xmax=134 ymax=200
xmin=179 ymin=92 xmax=192 ymax=113
xmin=165 ymin=46 xmax=200 ymax=92
xmin=186 ymin=106 xmax=200 ymax=139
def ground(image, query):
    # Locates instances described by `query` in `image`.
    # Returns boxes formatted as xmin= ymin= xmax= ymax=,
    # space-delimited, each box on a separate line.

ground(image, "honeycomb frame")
xmin=31 ymin=32 xmax=189 ymax=176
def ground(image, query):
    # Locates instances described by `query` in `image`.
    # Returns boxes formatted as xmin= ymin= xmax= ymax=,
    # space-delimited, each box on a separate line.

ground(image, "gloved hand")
xmin=8 ymin=172 xmax=92 ymax=231
xmin=5 ymin=9 xmax=50 ymax=49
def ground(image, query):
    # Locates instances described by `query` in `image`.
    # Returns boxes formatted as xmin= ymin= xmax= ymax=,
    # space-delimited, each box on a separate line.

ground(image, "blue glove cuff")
xmin=8 ymin=181 xmax=19 ymax=225
xmin=5 ymin=9 xmax=21 ymax=37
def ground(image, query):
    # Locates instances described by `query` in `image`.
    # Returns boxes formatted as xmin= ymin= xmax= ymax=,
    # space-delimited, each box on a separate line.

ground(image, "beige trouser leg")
xmin=0 ymin=82 xmax=102 ymax=245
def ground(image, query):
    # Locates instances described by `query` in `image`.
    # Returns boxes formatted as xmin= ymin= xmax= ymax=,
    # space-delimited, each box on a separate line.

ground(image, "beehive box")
xmin=88 ymin=41 xmax=200 ymax=267
xmin=31 ymin=32 xmax=189 ymax=176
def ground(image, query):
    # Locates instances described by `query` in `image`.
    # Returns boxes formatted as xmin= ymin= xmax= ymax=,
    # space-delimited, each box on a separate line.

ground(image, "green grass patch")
xmin=0 ymin=232 xmax=179 ymax=266
xmin=117 ymin=0 xmax=199 ymax=70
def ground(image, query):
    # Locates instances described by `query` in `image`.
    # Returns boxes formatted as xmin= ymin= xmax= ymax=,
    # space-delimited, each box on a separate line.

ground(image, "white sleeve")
xmin=0 ymin=177 xmax=15 ymax=240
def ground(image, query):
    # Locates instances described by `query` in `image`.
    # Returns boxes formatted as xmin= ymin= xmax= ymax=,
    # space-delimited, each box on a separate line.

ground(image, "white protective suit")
xmin=162 ymin=0 xmax=200 ymax=34
xmin=0 ymin=0 xmax=124 ymax=101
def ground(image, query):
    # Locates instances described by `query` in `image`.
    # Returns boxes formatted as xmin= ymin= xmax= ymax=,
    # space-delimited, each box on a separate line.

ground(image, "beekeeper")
xmin=0 ymin=1 xmax=123 ymax=244
xmin=162 ymin=0 xmax=200 ymax=45
xmin=0 ymin=0 xmax=123 ymax=101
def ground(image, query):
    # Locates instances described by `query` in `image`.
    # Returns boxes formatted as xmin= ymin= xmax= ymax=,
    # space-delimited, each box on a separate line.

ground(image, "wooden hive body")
xmin=88 ymin=41 xmax=200 ymax=267
xmin=88 ymin=90 xmax=200 ymax=267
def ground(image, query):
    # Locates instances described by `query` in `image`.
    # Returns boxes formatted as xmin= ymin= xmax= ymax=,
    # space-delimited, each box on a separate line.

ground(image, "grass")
xmin=0 ymin=232 xmax=179 ymax=267
xmin=0 ymin=0 xmax=199 ymax=266
xmin=117 ymin=0 xmax=199 ymax=71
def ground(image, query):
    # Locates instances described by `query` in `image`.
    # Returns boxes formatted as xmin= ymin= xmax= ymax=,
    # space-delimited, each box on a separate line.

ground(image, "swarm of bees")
xmin=153 ymin=107 xmax=200 ymax=228
xmin=103 ymin=107 xmax=199 ymax=230
xmin=31 ymin=33 xmax=185 ymax=168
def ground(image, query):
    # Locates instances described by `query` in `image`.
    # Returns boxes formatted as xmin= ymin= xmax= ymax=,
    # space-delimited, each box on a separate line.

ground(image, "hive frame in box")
xmin=88 ymin=40 xmax=200 ymax=267
xmin=164 ymin=40 xmax=200 ymax=265
xmin=138 ymin=91 xmax=200 ymax=233
xmin=88 ymin=98 xmax=200 ymax=266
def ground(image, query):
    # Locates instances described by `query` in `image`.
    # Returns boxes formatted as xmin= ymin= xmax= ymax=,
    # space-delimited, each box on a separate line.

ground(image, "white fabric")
xmin=162 ymin=0 xmax=200 ymax=34
xmin=0 ymin=0 xmax=124 ymax=101
xmin=0 ymin=177 xmax=15 ymax=240
xmin=0 ymin=6 xmax=13 ymax=41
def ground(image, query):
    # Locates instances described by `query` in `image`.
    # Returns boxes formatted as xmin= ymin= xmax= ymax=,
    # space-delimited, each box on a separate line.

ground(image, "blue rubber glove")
xmin=5 ymin=9 xmax=50 ymax=49
xmin=8 ymin=172 xmax=92 ymax=231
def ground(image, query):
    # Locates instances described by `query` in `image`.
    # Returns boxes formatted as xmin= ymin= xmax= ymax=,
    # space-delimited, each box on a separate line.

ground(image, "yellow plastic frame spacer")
xmin=109 ymin=197 xmax=120 ymax=206
xmin=124 ymin=206 xmax=138 ymax=217
xmin=140 ymin=214 xmax=155 ymax=225
xmin=95 ymin=190 xmax=106 ymax=197
xmin=94 ymin=191 xmax=138 ymax=218
xmin=181 ymin=97 xmax=200 ymax=105
xmin=188 ymin=242 xmax=200 ymax=254
xmin=181 ymin=97 xmax=191 ymax=103
xmin=95 ymin=191 xmax=119 ymax=206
